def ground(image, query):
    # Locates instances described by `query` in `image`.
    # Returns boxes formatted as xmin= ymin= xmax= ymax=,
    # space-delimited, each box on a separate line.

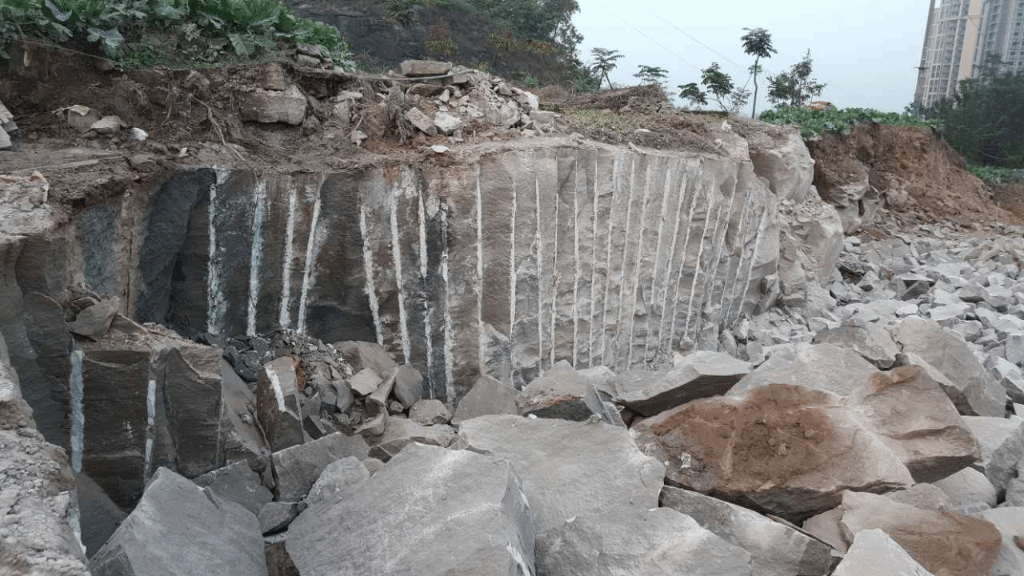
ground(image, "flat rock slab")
xmin=892 ymin=318 xmax=1007 ymax=417
xmin=616 ymin=351 xmax=750 ymax=417
xmin=660 ymin=486 xmax=832 ymax=576
xmin=812 ymin=323 xmax=899 ymax=369
xmin=257 ymin=356 xmax=307 ymax=452
xmin=536 ymin=507 xmax=753 ymax=576
xmin=270 ymin=432 xmax=369 ymax=502
xmin=304 ymin=456 xmax=369 ymax=507
xmin=516 ymin=361 xmax=610 ymax=422
xmin=451 ymin=375 xmax=520 ymax=425
xmin=399 ymin=60 xmax=453 ymax=77
xmin=727 ymin=343 xmax=877 ymax=399
xmin=408 ymin=398 xmax=451 ymax=425
xmin=832 ymin=529 xmax=935 ymax=576
xmin=850 ymin=366 xmax=979 ymax=482
xmin=193 ymin=460 xmax=273 ymax=515
xmin=979 ymin=507 xmax=1024 ymax=576
xmin=458 ymin=414 xmax=665 ymax=532
xmin=367 ymin=417 xmax=457 ymax=461
xmin=633 ymin=384 xmax=912 ymax=522
xmin=90 ymin=467 xmax=267 ymax=576
xmin=337 ymin=341 xmax=397 ymax=379
xmin=838 ymin=490 xmax=1001 ymax=576
xmin=286 ymin=443 xmax=535 ymax=576
xmin=933 ymin=467 xmax=998 ymax=512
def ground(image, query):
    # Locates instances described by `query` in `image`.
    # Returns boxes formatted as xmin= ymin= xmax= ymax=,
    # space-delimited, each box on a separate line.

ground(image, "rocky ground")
xmin=2 ymin=48 xmax=1024 ymax=576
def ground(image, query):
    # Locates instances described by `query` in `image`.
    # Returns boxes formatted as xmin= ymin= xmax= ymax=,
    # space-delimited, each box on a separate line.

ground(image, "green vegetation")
xmin=765 ymin=50 xmax=825 ymax=109
xmin=634 ymin=64 xmax=668 ymax=88
xmin=0 ymin=0 xmax=354 ymax=68
xmin=679 ymin=62 xmax=749 ymax=114
xmin=590 ymin=47 xmax=622 ymax=90
xmin=740 ymin=27 xmax=776 ymax=118
xmin=760 ymin=106 xmax=937 ymax=139
xmin=967 ymin=165 xmax=1023 ymax=186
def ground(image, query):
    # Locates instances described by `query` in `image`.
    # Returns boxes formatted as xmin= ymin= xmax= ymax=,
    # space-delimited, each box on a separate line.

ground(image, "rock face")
xmin=536 ymin=507 xmax=754 ymax=576
xmin=90 ymin=467 xmax=267 ymax=576
xmin=837 ymin=490 xmax=1001 ymax=576
xmin=632 ymin=384 xmax=912 ymax=521
xmin=286 ymin=443 xmax=535 ymax=576
xmin=458 ymin=414 xmax=665 ymax=532
xmin=615 ymin=351 xmax=750 ymax=416
xmin=832 ymin=529 xmax=935 ymax=576
xmin=660 ymin=486 xmax=832 ymax=576
xmin=892 ymin=318 xmax=1007 ymax=417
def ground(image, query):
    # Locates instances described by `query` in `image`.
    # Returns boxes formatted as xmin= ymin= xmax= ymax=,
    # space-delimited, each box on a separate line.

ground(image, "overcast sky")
xmin=575 ymin=0 xmax=930 ymax=114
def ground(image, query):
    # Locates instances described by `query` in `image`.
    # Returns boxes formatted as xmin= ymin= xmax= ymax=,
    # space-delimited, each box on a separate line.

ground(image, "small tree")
xmin=635 ymin=64 xmax=669 ymax=87
xmin=679 ymin=63 xmax=750 ymax=113
xmin=740 ymin=27 xmax=776 ymax=118
xmin=590 ymin=47 xmax=624 ymax=90
xmin=766 ymin=50 xmax=826 ymax=109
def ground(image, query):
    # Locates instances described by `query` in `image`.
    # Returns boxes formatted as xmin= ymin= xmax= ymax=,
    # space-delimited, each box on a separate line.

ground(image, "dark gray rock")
xmin=393 ymin=364 xmax=423 ymax=408
xmin=616 ymin=351 xmax=751 ymax=417
xmin=259 ymin=502 xmax=302 ymax=535
xmin=660 ymin=486 xmax=832 ymax=576
xmin=67 ymin=298 xmax=120 ymax=341
xmin=270 ymin=432 xmax=369 ymax=502
xmin=265 ymin=535 xmax=298 ymax=576
xmin=286 ymin=443 xmax=535 ymax=576
xmin=516 ymin=361 xmax=612 ymax=422
xmin=304 ymin=456 xmax=369 ymax=507
xmin=256 ymin=356 xmax=308 ymax=452
xmin=219 ymin=359 xmax=269 ymax=467
xmin=366 ymin=417 xmax=457 ymax=461
xmin=194 ymin=460 xmax=273 ymax=515
xmin=459 ymin=414 xmax=665 ymax=532
xmin=90 ymin=467 xmax=267 ymax=576
xmin=76 ymin=473 xmax=127 ymax=558
xmin=337 ymin=341 xmax=397 ymax=379
xmin=348 ymin=368 xmax=381 ymax=397
xmin=451 ymin=374 xmax=519 ymax=425
xmin=536 ymin=507 xmax=753 ymax=576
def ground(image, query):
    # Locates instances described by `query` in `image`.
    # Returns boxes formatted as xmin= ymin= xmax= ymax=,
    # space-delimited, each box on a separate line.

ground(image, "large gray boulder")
xmin=660 ymin=486 xmax=832 ymax=576
xmin=516 ymin=360 xmax=612 ymax=422
xmin=89 ymin=467 xmax=267 ymax=576
xmin=892 ymin=319 xmax=1007 ymax=417
xmin=458 ymin=414 xmax=665 ymax=532
xmin=632 ymin=384 xmax=911 ymax=521
xmin=536 ymin=507 xmax=753 ymax=576
xmin=979 ymin=507 xmax=1024 ymax=576
xmin=366 ymin=417 xmax=457 ymax=461
xmin=451 ymin=375 xmax=519 ymax=425
xmin=832 ymin=529 xmax=935 ymax=576
xmin=193 ymin=460 xmax=273 ymax=515
xmin=727 ymin=343 xmax=877 ymax=399
xmin=270 ymin=432 xmax=369 ymax=502
xmin=615 ymin=351 xmax=750 ymax=417
xmin=837 ymin=490 xmax=1001 ymax=576
xmin=812 ymin=322 xmax=899 ymax=369
xmin=933 ymin=467 xmax=998 ymax=513
xmin=256 ymin=356 xmax=308 ymax=452
xmin=286 ymin=443 xmax=535 ymax=576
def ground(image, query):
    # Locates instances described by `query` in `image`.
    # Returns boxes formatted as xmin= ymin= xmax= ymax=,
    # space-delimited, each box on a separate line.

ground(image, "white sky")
xmin=574 ymin=0 xmax=930 ymax=114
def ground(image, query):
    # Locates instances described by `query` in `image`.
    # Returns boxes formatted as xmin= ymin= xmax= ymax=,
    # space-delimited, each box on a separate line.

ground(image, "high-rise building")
xmin=915 ymin=0 xmax=985 ymax=107
xmin=975 ymin=0 xmax=1024 ymax=74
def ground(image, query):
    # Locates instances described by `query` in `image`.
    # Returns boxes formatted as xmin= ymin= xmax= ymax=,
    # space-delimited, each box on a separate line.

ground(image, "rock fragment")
xmin=832 ymin=529 xmax=935 ymax=576
xmin=615 ymin=351 xmax=750 ymax=416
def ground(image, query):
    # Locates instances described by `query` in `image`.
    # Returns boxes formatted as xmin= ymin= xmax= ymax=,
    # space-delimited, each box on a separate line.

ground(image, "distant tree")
xmin=766 ymin=50 xmax=826 ymax=108
xmin=590 ymin=47 xmax=624 ymax=90
xmin=635 ymin=64 xmax=669 ymax=87
xmin=679 ymin=63 xmax=749 ymax=113
xmin=741 ymin=27 xmax=777 ymax=118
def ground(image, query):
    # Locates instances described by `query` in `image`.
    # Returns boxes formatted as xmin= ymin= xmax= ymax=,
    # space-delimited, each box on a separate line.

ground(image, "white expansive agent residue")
xmin=419 ymin=193 xmax=433 ymax=396
xmin=359 ymin=206 xmax=384 ymax=346
xmin=509 ymin=168 xmax=517 ymax=380
xmin=681 ymin=176 xmax=715 ymax=345
xmin=440 ymin=206 xmax=454 ymax=403
xmin=69 ymin=348 xmax=84 ymax=474
xmin=571 ymin=151 xmax=581 ymax=366
xmin=626 ymin=161 xmax=654 ymax=368
xmin=279 ymin=181 xmax=299 ymax=329
xmin=297 ymin=183 xmax=323 ymax=335
xmin=391 ymin=172 xmax=413 ymax=363
xmin=247 ymin=178 xmax=268 ymax=336
xmin=644 ymin=161 xmax=675 ymax=364
xmin=207 ymin=167 xmax=230 ymax=335
xmin=669 ymin=165 xmax=704 ymax=348
xmin=476 ymin=165 xmax=485 ymax=372
xmin=534 ymin=174 xmax=544 ymax=369
xmin=598 ymin=155 xmax=622 ymax=366
xmin=144 ymin=378 xmax=156 ymax=482
xmin=656 ymin=169 xmax=690 ymax=359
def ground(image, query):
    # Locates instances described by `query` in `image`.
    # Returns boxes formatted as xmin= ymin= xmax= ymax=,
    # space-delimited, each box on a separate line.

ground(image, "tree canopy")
xmin=740 ymin=27 xmax=776 ymax=118
xmin=766 ymin=50 xmax=825 ymax=108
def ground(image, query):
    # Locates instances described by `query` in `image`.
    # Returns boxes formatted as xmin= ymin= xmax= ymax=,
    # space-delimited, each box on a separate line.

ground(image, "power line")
xmin=588 ymin=0 xmax=702 ymax=73
xmin=639 ymin=5 xmax=747 ymax=75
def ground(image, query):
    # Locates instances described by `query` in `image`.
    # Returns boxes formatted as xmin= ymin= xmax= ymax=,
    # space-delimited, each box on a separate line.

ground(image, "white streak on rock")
xmin=419 ymin=192 xmax=433 ymax=398
xmin=391 ymin=175 xmax=410 ymax=363
xmin=246 ymin=178 xmax=268 ymax=337
xmin=550 ymin=164 xmax=560 ymax=370
xmin=588 ymin=154 xmax=601 ymax=368
xmin=694 ymin=177 xmax=739 ymax=345
xmin=613 ymin=158 xmax=638 ymax=370
xmin=683 ymin=179 xmax=720 ymax=344
xmin=535 ymin=174 xmax=544 ymax=370
xmin=509 ymin=168 xmax=517 ymax=381
xmin=297 ymin=180 xmax=323 ymax=335
xmin=657 ymin=168 xmax=689 ymax=358
xmin=279 ymin=181 xmax=298 ymax=329
xmin=669 ymin=164 xmax=705 ymax=347
xmin=359 ymin=205 xmax=384 ymax=346
xmin=144 ymin=378 xmax=156 ymax=482
xmin=626 ymin=160 xmax=653 ymax=369
xmin=644 ymin=161 xmax=675 ymax=364
xmin=476 ymin=165 xmax=485 ymax=374
xmin=206 ymin=167 xmax=229 ymax=335
xmin=735 ymin=201 xmax=770 ymax=323
xmin=441 ymin=206 xmax=455 ymax=404
xmin=599 ymin=155 xmax=621 ymax=366
xmin=721 ymin=187 xmax=754 ymax=323
xmin=572 ymin=151 xmax=581 ymax=367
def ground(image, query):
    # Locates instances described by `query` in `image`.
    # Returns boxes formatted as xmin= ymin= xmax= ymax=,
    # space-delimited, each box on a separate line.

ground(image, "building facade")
xmin=915 ymin=0 xmax=984 ymax=107
xmin=975 ymin=0 xmax=1024 ymax=74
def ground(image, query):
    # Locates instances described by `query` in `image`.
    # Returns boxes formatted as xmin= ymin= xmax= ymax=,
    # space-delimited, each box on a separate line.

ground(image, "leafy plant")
xmin=968 ymin=165 xmax=1023 ymax=186
xmin=590 ymin=46 xmax=623 ymax=90
xmin=741 ymin=27 xmax=776 ymax=118
xmin=634 ymin=64 xmax=668 ymax=87
xmin=424 ymin=37 xmax=457 ymax=56
xmin=766 ymin=50 xmax=826 ymax=109
xmin=760 ymin=106 xmax=937 ymax=139
xmin=523 ymin=75 xmax=538 ymax=88
xmin=679 ymin=62 xmax=748 ymax=113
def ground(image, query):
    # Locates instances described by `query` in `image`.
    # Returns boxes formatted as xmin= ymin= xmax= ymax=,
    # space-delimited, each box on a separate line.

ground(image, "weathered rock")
xmin=194 ymin=460 xmax=273 ymax=515
xmin=633 ymin=384 xmax=912 ymax=521
xmin=748 ymin=129 xmax=814 ymax=203
xmin=433 ymin=111 xmax=462 ymax=135
xmin=239 ymin=86 xmax=306 ymax=125
xmin=978 ymin=507 xmax=1024 ymax=575
xmin=883 ymin=483 xmax=955 ymax=512
xmin=892 ymin=318 xmax=1007 ymax=417
xmin=367 ymin=417 xmax=457 ymax=461
xmin=727 ymin=343 xmax=877 ymax=399
xmin=399 ymin=60 xmax=452 ymax=77
xmin=219 ymin=359 xmax=269 ymax=466
xmin=451 ymin=374 xmax=520 ymax=425
xmin=89 ymin=115 xmax=126 ymax=134
xmin=516 ymin=360 xmax=610 ymax=422
xmin=337 ymin=341 xmax=397 ymax=379
xmin=393 ymin=363 xmax=423 ymax=408
xmin=259 ymin=502 xmax=301 ymax=535
xmin=986 ymin=354 xmax=1024 ymax=404
xmin=64 ymin=105 xmax=102 ymax=131
xmin=933 ymin=466 xmax=998 ymax=512
xmin=90 ymin=467 xmax=267 ymax=576
xmin=348 ymin=368 xmax=382 ymax=397
xmin=536 ymin=507 xmax=753 ymax=576
xmin=287 ymin=443 xmax=534 ymax=576
xmin=270 ymin=432 xmax=369 ymax=502
xmin=660 ymin=486 xmax=832 ymax=576
xmin=404 ymin=107 xmax=436 ymax=135
xmin=849 ymin=367 xmax=980 ymax=482
xmin=257 ymin=356 xmax=308 ymax=452
xmin=67 ymin=298 xmax=119 ymax=340
xmin=408 ymin=398 xmax=451 ymax=425
xmin=801 ymin=507 xmax=847 ymax=552
xmin=981 ymin=419 xmax=1024 ymax=496
xmin=615 ymin=351 xmax=750 ymax=417
xmin=812 ymin=322 xmax=898 ymax=369
xmin=459 ymin=414 xmax=665 ymax=532
xmin=304 ymin=456 xmax=369 ymax=507
xmin=832 ymin=529 xmax=935 ymax=576
xmin=837 ymin=490 xmax=1001 ymax=576
xmin=1004 ymin=478 xmax=1024 ymax=506
xmin=76 ymin=473 xmax=127 ymax=558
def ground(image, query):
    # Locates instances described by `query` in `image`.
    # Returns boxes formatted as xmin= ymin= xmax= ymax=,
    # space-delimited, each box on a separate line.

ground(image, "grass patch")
xmin=760 ymin=106 xmax=938 ymax=139
xmin=968 ymin=165 xmax=1024 ymax=186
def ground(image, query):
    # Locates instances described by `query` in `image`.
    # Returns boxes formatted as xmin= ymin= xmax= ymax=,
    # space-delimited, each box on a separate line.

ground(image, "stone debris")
xmin=366 ymin=416 xmax=457 ymax=461
xmin=257 ymin=356 xmax=309 ymax=451
xmin=408 ymin=398 xmax=451 ymax=425
xmin=66 ymin=297 xmax=120 ymax=341
xmin=193 ymin=460 xmax=273 ymax=515
xmin=933 ymin=466 xmax=999 ymax=512
xmin=516 ymin=360 xmax=613 ymax=422
xmin=615 ymin=351 xmax=750 ymax=416
xmin=832 ymin=529 xmax=935 ymax=576
xmin=978 ymin=507 xmax=1024 ymax=575
xmin=286 ymin=443 xmax=535 ymax=576
xmin=536 ymin=507 xmax=754 ymax=576
xmin=90 ymin=467 xmax=267 ymax=576
xmin=660 ymin=486 xmax=832 ymax=576
xmin=270 ymin=432 xmax=370 ymax=502
xmin=239 ymin=85 xmax=307 ymax=125
xmin=450 ymin=374 xmax=520 ymax=425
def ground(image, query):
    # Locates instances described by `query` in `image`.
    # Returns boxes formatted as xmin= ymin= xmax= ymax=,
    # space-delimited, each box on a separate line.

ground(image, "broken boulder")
xmin=516 ymin=360 xmax=610 ymax=422
xmin=256 ymin=356 xmax=308 ymax=452
xmin=811 ymin=322 xmax=898 ymax=369
xmin=240 ymin=86 xmax=306 ymax=125
xmin=408 ymin=398 xmax=451 ymax=425
xmin=615 ymin=351 xmax=750 ymax=417
xmin=303 ymin=456 xmax=369 ymax=507
xmin=933 ymin=466 xmax=998 ymax=513
xmin=451 ymin=374 xmax=520 ymax=425
xmin=978 ymin=507 xmax=1024 ymax=576
xmin=193 ymin=460 xmax=273 ymax=515
xmin=286 ymin=443 xmax=534 ymax=576
xmin=270 ymin=432 xmax=369 ymax=502
xmin=366 ymin=417 xmax=457 ymax=461
xmin=727 ymin=343 xmax=877 ymax=399
xmin=832 ymin=529 xmax=935 ymax=576
xmin=399 ymin=59 xmax=452 ymax=77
